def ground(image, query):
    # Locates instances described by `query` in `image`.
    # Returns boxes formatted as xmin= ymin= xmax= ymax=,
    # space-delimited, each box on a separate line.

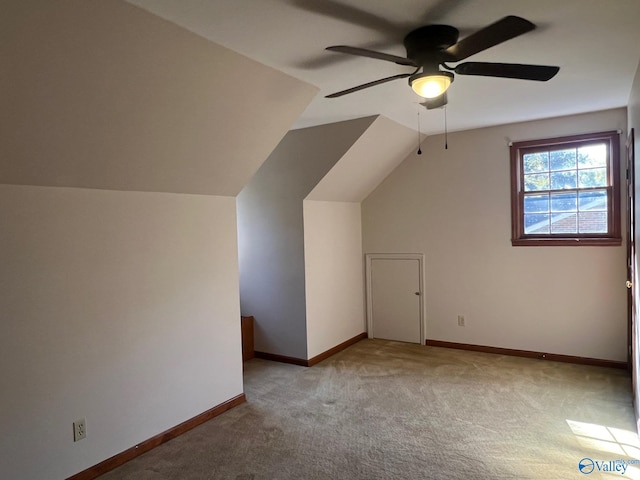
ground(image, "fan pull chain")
xmin=417 ymin=110 xmax=422 ymax=155
xmin=444 ymin=105 xmax=448 ymax=150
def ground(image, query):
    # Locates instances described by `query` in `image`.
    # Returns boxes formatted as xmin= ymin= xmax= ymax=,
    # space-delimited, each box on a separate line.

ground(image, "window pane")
xmin=523 ymin=152 xmax=549 ymax=173
xmin=578 ymin=144 xmax=607 ymax=168
xmin=550 ymin=148 xmax=576 ymax=171
xmin=524 ymin=214 xmax=549 ymax=234
xmin=578 ymin=189 xmax=607 ymax=211
xmin=512 ymin=131 xmax=619 ymax=245
xmin=579 ymin=211 xmax=608 ymax=233
xmin=524 ymin=194 xmax=549 ymax=213
xmin=524 ymin=173 xmax=549 ymax=191
xmin=578 ymin=168 xmax=607 ymax=188
xmin=551 ymin=213 xmax=577 ymax=233
xmin=550 ymin=192 xmax=577 ymax=212
xmin=550 ymin=171 xmax=577 ymax=190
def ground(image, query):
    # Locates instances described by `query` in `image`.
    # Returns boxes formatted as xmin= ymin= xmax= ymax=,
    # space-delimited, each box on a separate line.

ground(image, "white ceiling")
xmin=127 ymin=0 xmax=640 ymax=135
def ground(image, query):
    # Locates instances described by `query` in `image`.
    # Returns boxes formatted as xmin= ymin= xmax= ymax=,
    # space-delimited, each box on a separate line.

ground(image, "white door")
xmin=368 ymin=256 xmax=422 ymax=344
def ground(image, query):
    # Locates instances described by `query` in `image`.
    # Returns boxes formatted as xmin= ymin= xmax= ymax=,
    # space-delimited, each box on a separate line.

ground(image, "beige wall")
xmin=0 ymin=185 xmax=243 ymax=479
xmin=630 ymin=63 xmax=640 ymax=139
xmin=304 ymin=200 xmax=365 ymax=358
xmin=237 ymin=118 xmax=375 ymax=359
xmin=363 ymin=108 xmax=628 ymax=361
xmin=237 ymin=115 xmax=417 ymax=360
xmin=0 ymin=1 xmax=317 ymax=478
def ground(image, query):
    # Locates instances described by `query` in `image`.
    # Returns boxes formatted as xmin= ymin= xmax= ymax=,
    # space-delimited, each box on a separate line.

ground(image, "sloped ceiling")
xmin=244 ymin=116 xmax=378 ymax=201
xmin=126 ymin=0 xmax=640 ymax=135
xmin=307 ymin=116 xmax=419 ymax=202
xmin=1 ymin=0 xmax=317 ymax=196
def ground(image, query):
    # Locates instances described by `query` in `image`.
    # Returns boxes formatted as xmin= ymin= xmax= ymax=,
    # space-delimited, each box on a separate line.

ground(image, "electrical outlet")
xmin=457 ymin=315 xmax=465 ymax=327
xmin=73 ymin=418 xmax=86 ymax=442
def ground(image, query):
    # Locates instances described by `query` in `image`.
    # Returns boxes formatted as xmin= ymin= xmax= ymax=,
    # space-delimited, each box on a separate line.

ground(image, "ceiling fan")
xmin=324 ymin=15 xmax=560 ymax=108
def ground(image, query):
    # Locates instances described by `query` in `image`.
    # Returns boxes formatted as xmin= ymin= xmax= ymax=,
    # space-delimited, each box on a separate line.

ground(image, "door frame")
xmin=365 ymin=253 xmax=426 ymax=344
xmin=627 ymin=128 xmax=639 ymax=431
xmin=627 ymin=127 xmax=636 ymax=368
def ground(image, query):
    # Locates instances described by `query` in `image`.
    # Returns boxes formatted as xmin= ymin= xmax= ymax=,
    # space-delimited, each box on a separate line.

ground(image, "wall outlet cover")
xmin=73 ymin=418 xmax=86 ymax=442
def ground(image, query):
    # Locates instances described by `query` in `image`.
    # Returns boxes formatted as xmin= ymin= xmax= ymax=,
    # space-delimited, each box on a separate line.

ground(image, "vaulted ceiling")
xmin=2 ymin=0 xmax=317 ymax=195
xmin=127 ymin=0 xmax=640 ymax=135
xmin=6 ymin=1 xmax=640 ymax=198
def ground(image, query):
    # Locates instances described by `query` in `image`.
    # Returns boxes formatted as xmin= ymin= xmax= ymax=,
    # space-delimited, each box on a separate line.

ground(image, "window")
xmin=510 ymin=131 xmax=621 ymax=246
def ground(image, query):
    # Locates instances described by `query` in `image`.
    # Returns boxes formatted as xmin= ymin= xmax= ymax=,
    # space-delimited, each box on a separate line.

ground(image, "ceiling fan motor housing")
xmin=403 ymin=25 xmax=459 ymax=69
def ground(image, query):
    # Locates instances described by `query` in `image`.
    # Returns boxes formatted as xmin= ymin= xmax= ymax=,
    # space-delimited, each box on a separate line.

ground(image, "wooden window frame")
xmin=510 ymin=130 xmax=621 ymax=246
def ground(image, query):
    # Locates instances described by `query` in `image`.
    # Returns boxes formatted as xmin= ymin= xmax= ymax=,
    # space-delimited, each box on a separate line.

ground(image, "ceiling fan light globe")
xmin=410 ymin=72 xmax=453 ymax=99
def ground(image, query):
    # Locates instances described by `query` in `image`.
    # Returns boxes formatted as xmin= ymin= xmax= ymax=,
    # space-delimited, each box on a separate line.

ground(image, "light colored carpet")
xmin=99 ymin=339 xmax=638 ymax=479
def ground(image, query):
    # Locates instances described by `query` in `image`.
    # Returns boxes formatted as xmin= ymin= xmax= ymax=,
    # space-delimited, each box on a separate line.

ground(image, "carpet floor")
xmin=99 ymin=339 xmax=639 ymax=480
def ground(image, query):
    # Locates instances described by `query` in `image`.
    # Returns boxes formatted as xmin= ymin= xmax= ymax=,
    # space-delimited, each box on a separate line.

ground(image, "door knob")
xmin=627 ymin=281 xmax=633 ymax=289
xmin=414 ymin=292 xmax=420 ymax=296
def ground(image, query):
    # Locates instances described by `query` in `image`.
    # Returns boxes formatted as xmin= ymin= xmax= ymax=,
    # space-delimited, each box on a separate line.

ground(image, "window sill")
xmin=511 ymin=237 xmax=622 ymax=247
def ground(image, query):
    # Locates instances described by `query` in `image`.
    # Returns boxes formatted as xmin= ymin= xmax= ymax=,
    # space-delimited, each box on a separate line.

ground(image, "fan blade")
xmin=326 ymin=73 xmax=412 ymax=98
xmin=454 ymin=62 xmax=559 ymax=81
xmin=444 ymin=16 xmax=535 ymax=61
xmin=421 ymin=93 xmax=448 ymax=109
xmin=297 ymin=40 xmax=402 ymax=69
xmin=291 ymin=0 xmax=405 ymax=37
xmin=326 ymin=46 xmax=417 ymax=67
